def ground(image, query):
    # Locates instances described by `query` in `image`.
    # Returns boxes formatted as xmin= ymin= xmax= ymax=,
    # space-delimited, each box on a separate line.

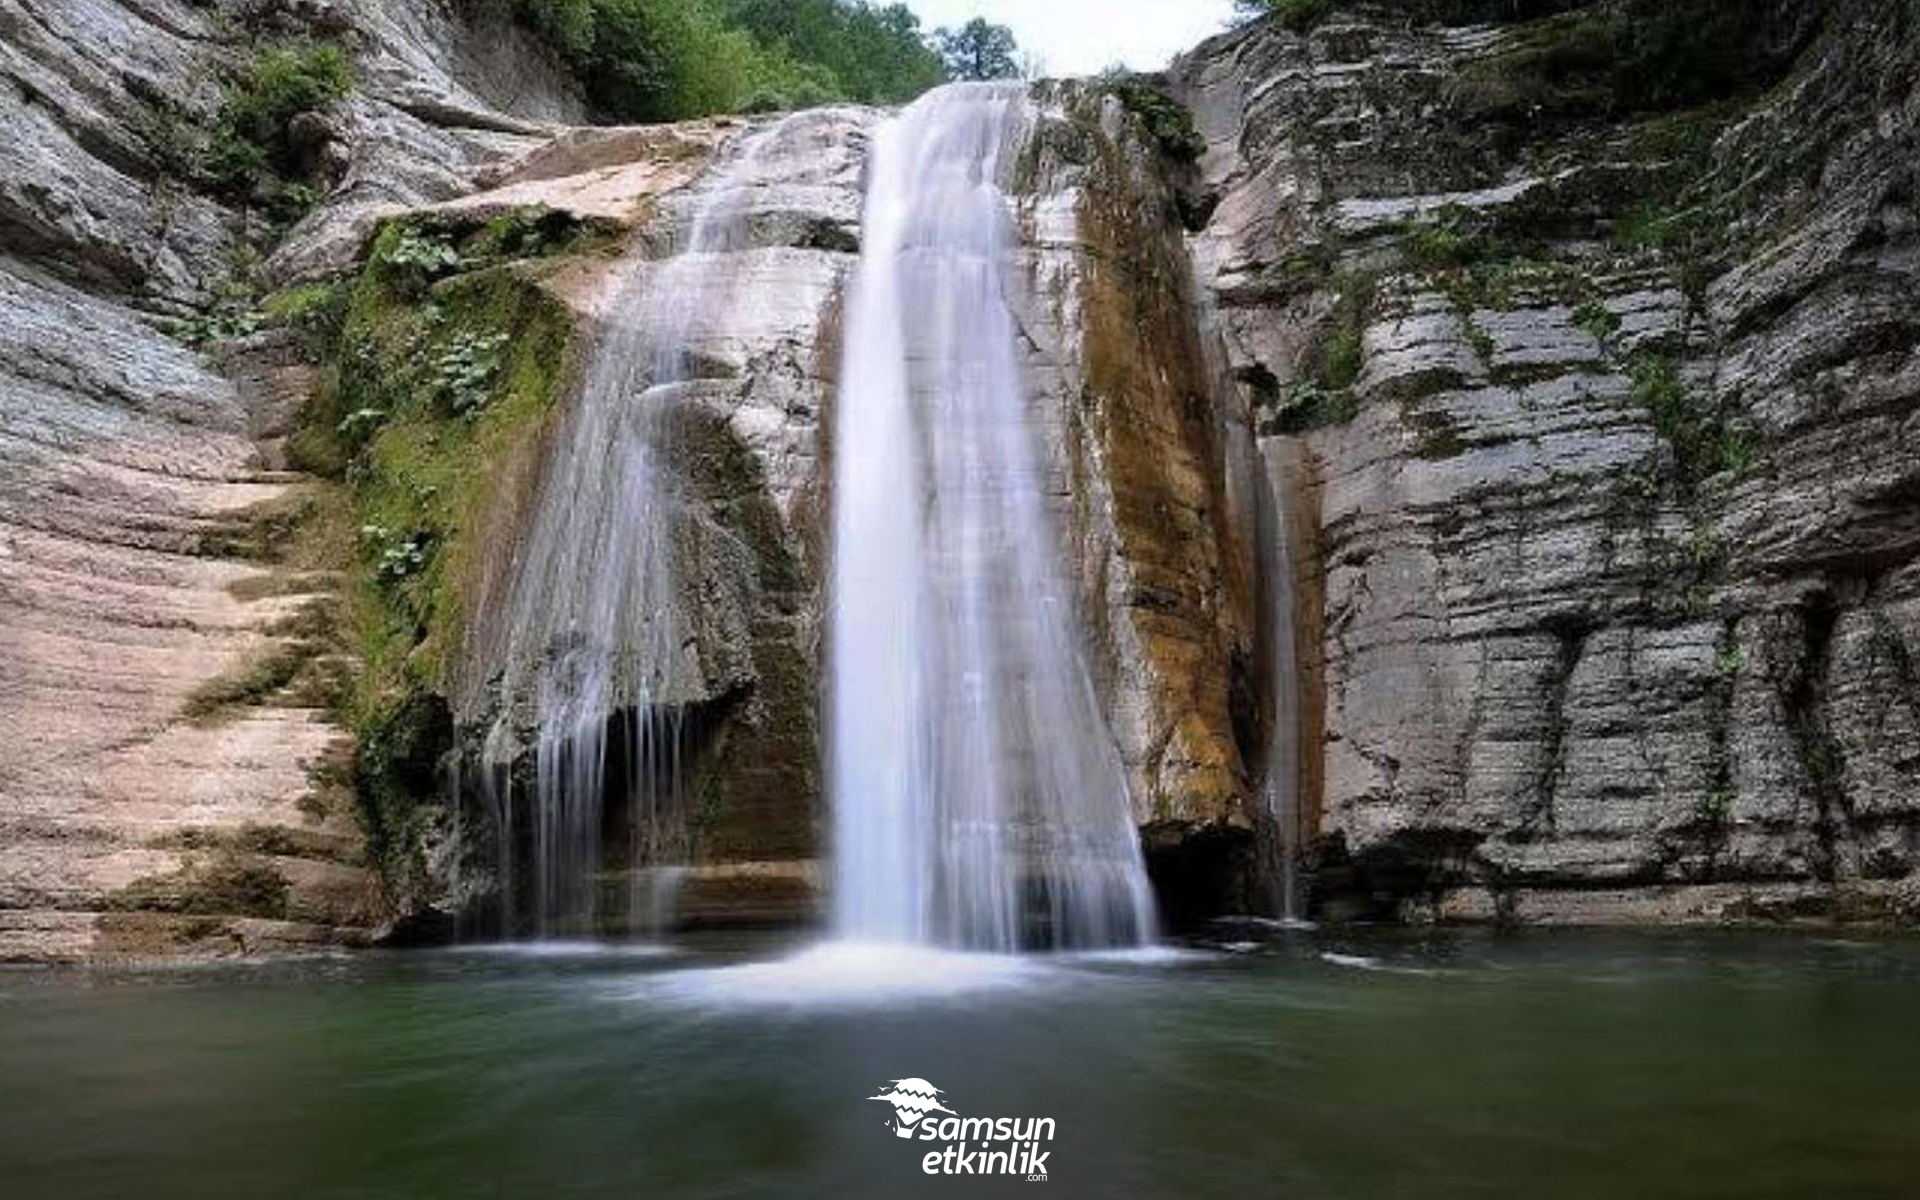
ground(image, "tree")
xmin=488 ymin=0 xmax=951 ymax=120
xmin=934 ymin=18 xmax=1019 ymax=81
xmin=1233 ymin=0 xmax=1332 ymax=31
xmin=725 ymin=0 xmax=946 ymax=104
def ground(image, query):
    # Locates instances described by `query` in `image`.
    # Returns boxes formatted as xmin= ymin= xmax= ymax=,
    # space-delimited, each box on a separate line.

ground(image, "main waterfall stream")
xmin=829 ymin=83 xmax=1156 ymax=952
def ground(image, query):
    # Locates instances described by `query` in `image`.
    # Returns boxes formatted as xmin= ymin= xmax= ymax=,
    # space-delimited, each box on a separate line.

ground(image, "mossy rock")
xmin=287 ymin=212 xmax=592 ymax=897
xmin=1445 ymin=0 xmax=1806 ymax=124
xmin=108 ymin=851 xmax=291 ymax=920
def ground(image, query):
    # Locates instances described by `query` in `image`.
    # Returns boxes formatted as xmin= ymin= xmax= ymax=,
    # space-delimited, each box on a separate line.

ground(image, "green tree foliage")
xmin=481 ymin=0 xmax=949 ymax=122
xmin=934 ymin=17 xmax=1021 ymax=81
xmin=205 ymin=43 xmax=354 ymax=221
xmin=723 ymin=0 xmax=946 ymax=103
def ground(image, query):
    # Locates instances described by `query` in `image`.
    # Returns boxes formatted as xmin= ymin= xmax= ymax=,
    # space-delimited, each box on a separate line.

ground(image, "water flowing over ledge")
xmin=828 ymin=83 xmax=1158 ymax=952
xmin=473 ymin=117 xmax=823 ymax=936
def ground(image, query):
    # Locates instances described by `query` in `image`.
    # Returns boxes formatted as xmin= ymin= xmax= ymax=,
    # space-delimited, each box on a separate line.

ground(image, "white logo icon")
xmin=868 ymin=1077 xmax=955 ymax=1138
xmin=866 ymin=1078 xmax=1056 ymax=1178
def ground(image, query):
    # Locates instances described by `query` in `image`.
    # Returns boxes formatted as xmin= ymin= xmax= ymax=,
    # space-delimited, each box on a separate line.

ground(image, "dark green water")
xmin=2 ymin=928 xmax=1917 ymax=1199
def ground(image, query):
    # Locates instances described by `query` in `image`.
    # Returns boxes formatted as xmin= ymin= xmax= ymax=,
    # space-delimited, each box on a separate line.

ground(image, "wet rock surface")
xmin=440 ymin=93 xmax=1262 ymax=924
xmin=450 ymin=108 xmax=872 ymax=911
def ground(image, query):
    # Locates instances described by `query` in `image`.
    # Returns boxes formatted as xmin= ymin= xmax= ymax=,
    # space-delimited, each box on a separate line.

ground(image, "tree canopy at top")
xmin=486 ymin=0 xmax=952 ymax=122
xmin=933 ymin=17 xmax=1022 ymax=81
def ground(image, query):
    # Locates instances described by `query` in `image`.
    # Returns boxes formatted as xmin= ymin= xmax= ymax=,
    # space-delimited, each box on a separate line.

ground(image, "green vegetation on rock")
xmin=109 ymin=850 xmax=291 ymax=920
xmin=1573 ymin=298 xmax=1621 ymax=340
xmin=286 ymin=209 xmax=591 ymax=888
xmin=1406 ymin=207 xmax=1490 ymax=271
xmin=181 ymin=634 xmax=324 ymax=725
xmin=1628 ymin=352 xmax=1755 ymax=488
xmin=1259 ymin=275 xmax=1373 ymax=435
xmin=1100 ymin=75 xmax=1207 ymax=163
xmin=205 ymin=42 xmax=354 ymax=223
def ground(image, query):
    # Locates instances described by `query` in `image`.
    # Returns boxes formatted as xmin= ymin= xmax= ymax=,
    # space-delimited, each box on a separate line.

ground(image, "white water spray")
xmin=828 ymin=84 xmax=1157 ymax=951
xmin=476 ymin=120 xmax=806 ymax=935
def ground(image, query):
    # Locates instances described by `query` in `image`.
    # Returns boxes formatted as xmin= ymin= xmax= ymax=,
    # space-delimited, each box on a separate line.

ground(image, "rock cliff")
xmin=410 ymin=87 xmax=1260 ymax=930
xmin=0 ymin=0 xmax=579 ymax=959
xmin=1176 ymin=0 xmax=1920 ymax=922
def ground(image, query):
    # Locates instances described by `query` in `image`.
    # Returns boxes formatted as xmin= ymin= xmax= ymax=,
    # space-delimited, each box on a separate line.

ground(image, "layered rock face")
xmin=1022 ymin=86 xmax=1259 ymax=840
xmin=1176 ymin=0 xmax=1920 ymax=922
xmin=1014 ymin=87 xmax=1262 ymax=907
xmin=0 ymin=0 xmax=579 ymax=959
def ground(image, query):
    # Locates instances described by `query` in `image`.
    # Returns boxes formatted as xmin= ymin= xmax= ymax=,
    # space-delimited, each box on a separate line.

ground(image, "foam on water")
xmin=451 ymin=942 xmax=678 ymax=960
xmin=636 ymin=941 xmax=1046 ymax=1010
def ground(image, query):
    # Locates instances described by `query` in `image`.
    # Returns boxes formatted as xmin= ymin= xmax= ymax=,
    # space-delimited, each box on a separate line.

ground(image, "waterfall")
xmin=828 ymin=84 xmax=1157 ymax=952
xmin=1255 ymin=442 xmax=1303 ymax=921
xmin=476 ymin=121 xmax=796 ymax=937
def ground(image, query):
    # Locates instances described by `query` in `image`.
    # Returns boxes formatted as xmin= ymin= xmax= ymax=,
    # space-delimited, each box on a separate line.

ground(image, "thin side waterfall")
xmin=1255 ymin=441 xmax=1303 ymax=922
xmin=477 ymin=123 xmax=793 ymax=937
xmin=1190 ymin=220 xmax=1304 ymax=925
xmin=829 ymin=83 xmax=1157 ymax=952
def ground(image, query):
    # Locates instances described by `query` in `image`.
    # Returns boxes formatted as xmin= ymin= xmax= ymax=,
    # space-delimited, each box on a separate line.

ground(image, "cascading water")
xmin=477 ymin=123 xmax=795 ymax=936
xmin=1255 ymin=443 xmax=1303 ymax=922
xmin=829 ymin=83 xmax=1157 ymax=952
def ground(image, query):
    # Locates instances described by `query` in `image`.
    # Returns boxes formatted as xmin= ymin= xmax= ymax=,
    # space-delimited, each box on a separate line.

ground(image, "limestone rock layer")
xmin=1176 ymin=0 xmax=1920 ymax=922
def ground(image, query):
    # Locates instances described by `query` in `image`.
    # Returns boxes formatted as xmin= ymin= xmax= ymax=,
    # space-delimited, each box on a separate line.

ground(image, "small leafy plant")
xmin=172 ymin=305 xmax=264 ymax=346
xmin=1573 ymin=298 xmax=1621 ymax=341
xmin=380 ymin=227 xmax=464 ymax=294
xmin=434 ymin=331 xmax=510 ymax=418
xmin=361 ymin=524 xmax=432 ymax=583
xmin=1265 ymin=378 xmax=1357 ymax=434
xmin=1407 ymin=207 xmax=1488 ymax=271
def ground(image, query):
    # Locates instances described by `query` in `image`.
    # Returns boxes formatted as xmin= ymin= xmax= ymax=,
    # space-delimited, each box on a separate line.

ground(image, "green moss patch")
xmin=181 ymin=638 xmax=316 ymax=724
xmin=147 ymin=823 xmax=358 ymax=865
xmin=1100 ymin=76 xmax=1207 ymax=163
xmin=285 ymin=212 xmax=587 ymax=888
xmin=1629 ymin=352 xmax=1756 ymax=489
